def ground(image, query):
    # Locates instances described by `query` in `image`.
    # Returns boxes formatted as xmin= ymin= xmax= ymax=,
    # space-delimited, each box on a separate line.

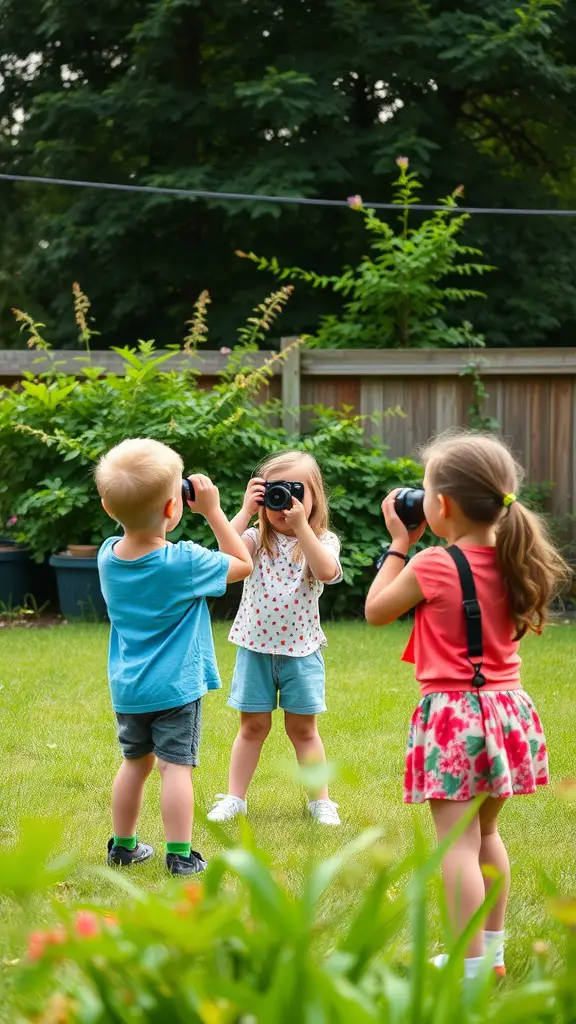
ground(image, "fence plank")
xmin=301 ymin=348 xmax=576 ymax=376
xmin=281 ymin=337 xmax=301 ymax=435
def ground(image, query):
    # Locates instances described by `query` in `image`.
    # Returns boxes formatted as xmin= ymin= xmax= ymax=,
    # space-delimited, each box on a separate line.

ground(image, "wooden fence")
xmin=1 ymin=345 xmax=575 ymax=515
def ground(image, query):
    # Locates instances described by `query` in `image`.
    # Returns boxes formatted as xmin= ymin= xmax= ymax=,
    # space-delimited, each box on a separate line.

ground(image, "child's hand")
xmin=284 ymin=497 xmax=308 ymax=533
xmin=243 ymin=477 xmax=266 ymax=516
xmin=382 ymin=490 xmax=426 ymax=549
xmin=186 ymin=474 xmax=221 ymax=518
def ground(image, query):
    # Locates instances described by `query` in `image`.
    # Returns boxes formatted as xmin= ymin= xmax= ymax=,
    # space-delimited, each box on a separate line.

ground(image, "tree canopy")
xmin=1 ymin=0 xmax=576 ymax=348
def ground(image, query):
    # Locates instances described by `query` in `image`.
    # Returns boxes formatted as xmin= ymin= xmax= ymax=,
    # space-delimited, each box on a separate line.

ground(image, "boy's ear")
xmin=101 ymin=498 xmax=111 ymax=517
xmin=164 ymin=497 xmax=175 ymax=519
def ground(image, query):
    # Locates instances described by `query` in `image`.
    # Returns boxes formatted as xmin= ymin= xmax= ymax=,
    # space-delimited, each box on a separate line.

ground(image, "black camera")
xmin=182 ymin=478 xmax=195 ymax=503
xmin=259 ymin=480 xmax=305 ymax=511
xmin=394 ymin=487 xmax=426 ymax=531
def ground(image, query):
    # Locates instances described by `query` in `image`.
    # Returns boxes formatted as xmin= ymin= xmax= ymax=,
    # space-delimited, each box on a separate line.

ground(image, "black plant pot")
xmin=49 ymin=554 xmax=107 ymax=621
xmin=0 ymin=540 xmax=57 ymax=611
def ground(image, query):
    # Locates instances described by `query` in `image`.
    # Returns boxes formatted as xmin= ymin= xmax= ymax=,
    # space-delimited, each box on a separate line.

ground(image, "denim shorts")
xmin=115 ymin=699 xmax=202 ymax=766
xmin=228 ymin=648 xmax=326 ymax=715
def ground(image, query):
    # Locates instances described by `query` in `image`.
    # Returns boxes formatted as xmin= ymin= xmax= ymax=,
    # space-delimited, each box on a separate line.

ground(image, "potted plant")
xmin=0 ymin=516 xmax=36 ymax=610
xmin=0 ymin=516 xmax=58 ymax=612
xmin=11 ymin=478 xmax=109 ymax=621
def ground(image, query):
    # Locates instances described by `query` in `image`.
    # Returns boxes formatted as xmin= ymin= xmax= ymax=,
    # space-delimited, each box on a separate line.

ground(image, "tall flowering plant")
xmin=239 ymin=158 xmax=494 ymax=349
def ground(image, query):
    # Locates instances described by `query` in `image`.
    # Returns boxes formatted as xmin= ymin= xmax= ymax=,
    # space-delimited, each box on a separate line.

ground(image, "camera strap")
xmin=445 ymin=545 xmax=486 ymax=689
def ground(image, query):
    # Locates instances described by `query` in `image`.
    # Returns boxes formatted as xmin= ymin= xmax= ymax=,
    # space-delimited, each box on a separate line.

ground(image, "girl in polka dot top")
xmin=208 ymin=451 xmax=343 ymax=826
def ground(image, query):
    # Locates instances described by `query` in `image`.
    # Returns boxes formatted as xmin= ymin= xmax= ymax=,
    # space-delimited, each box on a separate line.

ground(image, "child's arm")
xmin=229 ymin=477 xmax=266 ymax=555
xmin=187 ymin=475 xmax=253 ymax=582
xmin=365 ymin=491 xmax=426 ymax=626
xmin=285 ymin=499 xmax=340 ymax=583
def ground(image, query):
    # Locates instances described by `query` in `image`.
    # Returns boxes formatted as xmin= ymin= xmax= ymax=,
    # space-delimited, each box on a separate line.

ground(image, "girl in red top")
xmin=365 ymin=431 xmax=568 ymax=980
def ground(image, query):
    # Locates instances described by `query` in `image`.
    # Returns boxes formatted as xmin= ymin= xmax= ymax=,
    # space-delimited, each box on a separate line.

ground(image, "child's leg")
xmin=157 ymin=759 xmax=194 ymax=843
xmin=429 ymin=799 xmax=484 ymax=958
xmin=112 ymin=753 xmax=156 ymax=839
xmin=284 ymin=713 xmax=329 ymax=800
xmin=479 ymin=798 xmax=510 ymax=938
xmin=228 ymin=712 xmax=272 ymax=799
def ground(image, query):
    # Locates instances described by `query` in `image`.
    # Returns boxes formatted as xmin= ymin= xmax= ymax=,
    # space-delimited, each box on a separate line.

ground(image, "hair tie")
xmin=502 ymin=493 xmax=517 ymax=508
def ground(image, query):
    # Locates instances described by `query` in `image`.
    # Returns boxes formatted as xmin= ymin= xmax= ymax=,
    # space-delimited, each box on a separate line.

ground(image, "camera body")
xmin=394 ymin=487 xmax=426 ymax=531
xmin=182 ymin=478 xmax=195 ymax=503
xmin=259 ymin=480 xmax=305 ymax=512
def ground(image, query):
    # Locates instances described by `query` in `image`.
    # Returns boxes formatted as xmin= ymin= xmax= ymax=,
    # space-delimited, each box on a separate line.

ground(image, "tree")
xmin=1 ymin=0 xmax=576 ymax=349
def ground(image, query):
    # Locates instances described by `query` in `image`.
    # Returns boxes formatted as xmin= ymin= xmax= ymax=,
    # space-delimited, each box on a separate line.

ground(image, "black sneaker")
xmin=107 ymin=837 xmax=154 ymax=867
xmin=165 ymin=850 xmax=207 ymax=876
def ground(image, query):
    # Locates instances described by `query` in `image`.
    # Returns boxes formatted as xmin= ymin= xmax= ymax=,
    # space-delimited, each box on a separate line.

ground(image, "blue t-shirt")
xmin=98 ymin=537 xmax=230 ymax=714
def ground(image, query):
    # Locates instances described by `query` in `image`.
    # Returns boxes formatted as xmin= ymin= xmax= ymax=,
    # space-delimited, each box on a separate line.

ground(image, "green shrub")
xmin=0 ymin=290 xmax=420 ymax=616
xmin=0 ymin=812 xmax=571 ymax=1023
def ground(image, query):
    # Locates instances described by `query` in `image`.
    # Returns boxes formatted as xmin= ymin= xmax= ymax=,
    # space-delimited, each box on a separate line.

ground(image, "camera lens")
xmin=265 ymin=483 xmax=291 ymax=511
xmin=394 ymin=488 xmax=426 ymax=531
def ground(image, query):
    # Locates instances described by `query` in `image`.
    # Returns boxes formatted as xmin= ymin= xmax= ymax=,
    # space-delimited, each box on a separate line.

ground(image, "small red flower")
xmin=75 ymin=911 xmax=100 ymax=939
xmin=27 ymin=931 xmax=47 ymax=961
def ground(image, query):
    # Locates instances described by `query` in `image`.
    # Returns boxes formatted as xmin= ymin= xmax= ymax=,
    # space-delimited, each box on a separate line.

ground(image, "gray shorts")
xmin=115 ymin=699 xmax=202 ymax=766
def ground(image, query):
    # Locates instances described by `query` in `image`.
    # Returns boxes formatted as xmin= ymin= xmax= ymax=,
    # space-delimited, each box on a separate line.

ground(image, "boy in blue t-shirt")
xmin=96 ymin=437 xmax=253 ymax=876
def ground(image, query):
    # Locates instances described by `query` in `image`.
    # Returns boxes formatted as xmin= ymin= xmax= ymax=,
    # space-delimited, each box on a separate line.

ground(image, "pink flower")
xmin=220 ymin=346 xmax=232 ymax=354
xmin=26 ymin=925 xmax=66 ymax=961
xmin=74 ymin=911 xmax=100 ymax=939
xmin=396 ymin=156 xmax=409 ymax=169
xmin=27 ymin=931 xmax=47 ymax=961
xmin=453 ymin=184 xmax=464 ymax=197
xmin=347 ymin=194 xmax=363 ymax=210
xmin=7 ymin=516 xmax=17 ymax=526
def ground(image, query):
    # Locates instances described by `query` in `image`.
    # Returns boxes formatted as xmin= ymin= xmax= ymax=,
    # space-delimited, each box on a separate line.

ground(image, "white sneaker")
xmin=207 ymin=794 xmax=247 ymax=823
xmin=308 ymin=799 xmax=341 ymax=826
xmin=432 ymin=954 xmax=449 ymax=969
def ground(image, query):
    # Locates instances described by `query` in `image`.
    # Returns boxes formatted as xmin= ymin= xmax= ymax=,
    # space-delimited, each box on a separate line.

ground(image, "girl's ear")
xmin=437 ymin=493 xmax=450 ymax=519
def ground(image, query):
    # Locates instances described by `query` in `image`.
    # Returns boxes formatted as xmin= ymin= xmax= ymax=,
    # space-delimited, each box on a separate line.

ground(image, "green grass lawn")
xmin=1 ymin=620 xmax=575 ymax=1009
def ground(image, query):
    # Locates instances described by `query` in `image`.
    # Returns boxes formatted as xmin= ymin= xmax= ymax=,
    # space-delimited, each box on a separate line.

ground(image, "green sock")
xmin=166 ymin=841 xmax=191 ymax=858
xmin=114 ymin=834 xmax=137 ymax=851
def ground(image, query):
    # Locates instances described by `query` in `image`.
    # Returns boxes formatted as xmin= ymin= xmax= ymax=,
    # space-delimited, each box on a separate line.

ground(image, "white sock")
xmin=484 ymin=930 xmax=505 ymax=968
xmin=464 ymin=956 xmax=484 ymax=980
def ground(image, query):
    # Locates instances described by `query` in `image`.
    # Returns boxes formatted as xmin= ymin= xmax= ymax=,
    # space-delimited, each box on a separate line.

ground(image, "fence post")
xmin=281 ymin=336 xmax=301 ymax=436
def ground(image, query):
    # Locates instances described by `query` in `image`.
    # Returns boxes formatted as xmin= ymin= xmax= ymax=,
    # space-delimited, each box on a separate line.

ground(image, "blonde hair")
xmin=421 ymin=430 xmax=570 ymax=639
xmin=254 ymin=451 xmax=330 ymax=566
xmin=95 ymin=438 xmax=183 ymax=530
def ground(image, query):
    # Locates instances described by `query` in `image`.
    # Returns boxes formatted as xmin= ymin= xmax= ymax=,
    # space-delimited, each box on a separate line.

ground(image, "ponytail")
xmin=496 ymin=501 xmax=571 ymax=639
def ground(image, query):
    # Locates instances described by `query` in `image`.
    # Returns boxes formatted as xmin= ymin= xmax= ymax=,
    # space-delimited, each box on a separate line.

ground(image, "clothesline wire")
xmin=1 ymin=171 xmax=576 ymax=216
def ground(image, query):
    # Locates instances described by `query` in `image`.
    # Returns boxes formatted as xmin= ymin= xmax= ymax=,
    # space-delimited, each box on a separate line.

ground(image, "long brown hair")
xmin=422 ymin=431 xmax=570 ymax=639
xmin=253 ymin=450 xmax=330 ymax=566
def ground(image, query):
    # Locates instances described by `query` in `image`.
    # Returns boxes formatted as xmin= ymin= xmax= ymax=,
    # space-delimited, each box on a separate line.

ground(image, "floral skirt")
xmin=404 ymin=690 xmax=548 ymax=803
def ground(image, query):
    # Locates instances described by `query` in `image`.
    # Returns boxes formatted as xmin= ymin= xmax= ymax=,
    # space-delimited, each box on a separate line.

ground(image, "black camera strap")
xmin=445 ymin=545 xmax=486 ymax=689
